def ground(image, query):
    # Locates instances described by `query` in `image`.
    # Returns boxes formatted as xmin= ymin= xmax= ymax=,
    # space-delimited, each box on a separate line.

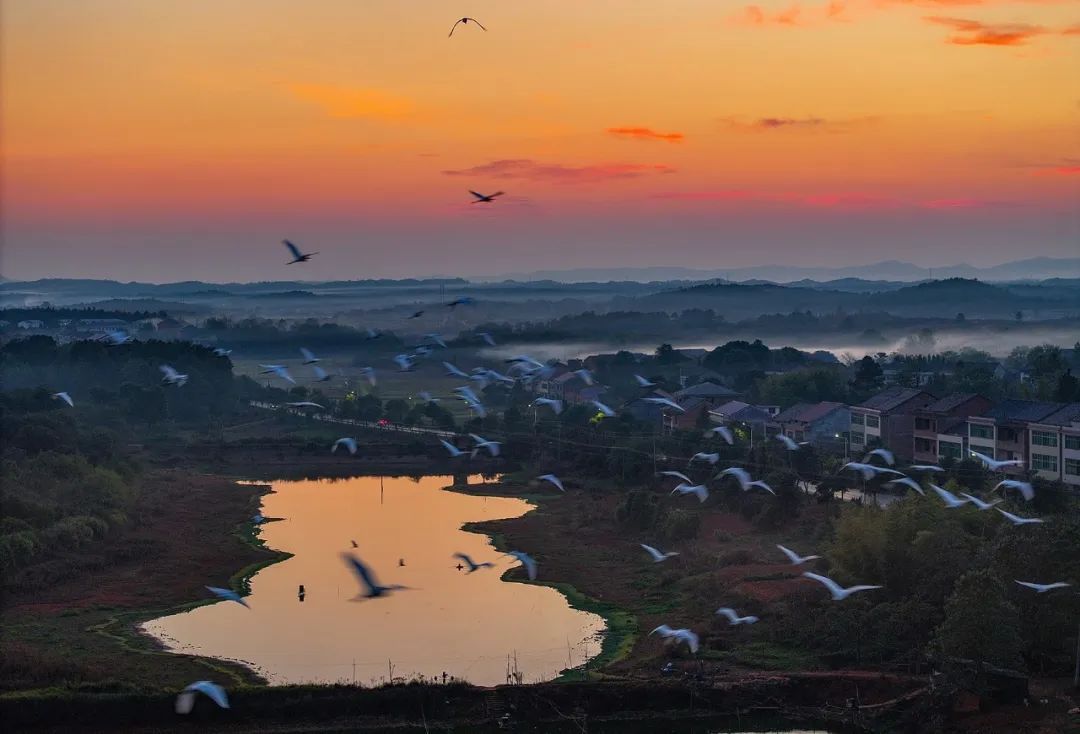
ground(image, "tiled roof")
xmin=857 ymin=387 xmax=934 ymax=413
xmin=710 ymin=400 xmax=772 ymax=423
xmin=774 ymin=401 xmax=846 ymax=424
xmin=675 ymin=381 xmax=739 ymax=399
xmin=1036 ymin=403 xmax=1080 ymax=427
xmin=922 ymin=393 xmax=983 ymax=414
xmin=978 ymin=399 xmax=1064 ymax=423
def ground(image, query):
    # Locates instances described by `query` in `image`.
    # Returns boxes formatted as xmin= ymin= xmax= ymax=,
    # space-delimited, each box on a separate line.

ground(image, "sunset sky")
xmin=3 ymin=0 xmax=1078 ymax=282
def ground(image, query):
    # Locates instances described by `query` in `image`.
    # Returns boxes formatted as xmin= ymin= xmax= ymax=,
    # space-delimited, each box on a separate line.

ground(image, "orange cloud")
xmin=606 ymin=127 xmax=685 ymax=143
xmin=923 ymin=16 xmax=1047 ymax=45
xmin=720 ymin=115 xmax=874 ymax=132
xmin=287 ymin=84 xmax=413 ymax=119
xmin=1031 ymin=159 xmax=1080 ymax=175
xmin=442 ymin=159 xmax=676 ymax=183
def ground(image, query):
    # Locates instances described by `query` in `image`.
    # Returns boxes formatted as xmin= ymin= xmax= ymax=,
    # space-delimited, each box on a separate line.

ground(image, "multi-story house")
xmin=772 ymin=402 xmax=850 ymax=448
xmin=849 ymin=387 xmax=936 ymax=461
xmin=912 ymin=393 xmax=993 ymax=464
xmin=1026 ymin=403 xmax=1080 ymax=487
xmin=966 ymin=400 xmax=1065 ymax=475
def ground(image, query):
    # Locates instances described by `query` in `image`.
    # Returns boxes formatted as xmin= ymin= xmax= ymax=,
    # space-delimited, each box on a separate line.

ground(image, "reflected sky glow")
xmin=143 ymin=475 xmax=605 ymax=686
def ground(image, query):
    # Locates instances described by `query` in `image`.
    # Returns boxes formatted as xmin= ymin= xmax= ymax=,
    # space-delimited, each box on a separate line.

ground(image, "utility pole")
xmin=1074 ymin=620 xmax=1079 ymax=688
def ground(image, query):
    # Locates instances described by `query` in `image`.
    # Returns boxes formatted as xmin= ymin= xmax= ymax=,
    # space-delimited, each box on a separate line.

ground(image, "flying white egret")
xmin=672 ymin=483 xmax=709 ymax=503
xmin=101 ymin=329 xmax=132 ymax=345
xmin=506 ymin=355 xmax=544 ymax=369
xmin=717 ymin=467 xmax=752 ymax=491
xmin=777 ymin=544 xmax=820 ymax=565
xmin=205 ymin=586 xmax=249 ymax=608
xmin=885 ymin=477 xmax=926 ymax=496
xmin=1014 ymin=580 xmax=1071 ymax=593
xmin=341 ymin=553 xmax=411 ymax=599
xmin=634 ymin=374 xmax=656 ymax=388
xmin=841 ymin=462 xmax=904 ymax=481
xmin=749 ymin=480 xmax=776 ymax=495
xmin=52 ymin=391 xmax=74 ymax=407
xmin=592 ymin=400 xmax=616 ymax=417
xmin=286 ymin=401 xmax=325 ymax=409
xmin=863 ymin=448 xmax=895 ymax=466
xmin=283 ymin=239 xmax=317 ymax=264
xmin=450 ymin=16 xmax=488 ymax=37
xmin=440 ymin=439 xmax=466 ymax=458
xmin=212 ymin=347 xmax=232 ymax=357
xmin=417 ymin=391 xmax=439 ymax=403
xmin=960 ymin=493 xmax=1002 ymax=511
xmin=929 ymin=484 xmax=969 ymax=509
xmin=311 ymin=365 xmax=332 ymax=382
xmin=970 ymin=450 xmax=1025 ymax=471
xmin=478 ymin=332 xmax=496 ymax=346
xmin=463 ymin=399 xmax=487 ymax=418
xmin=533 ymin=398 xmax=564 ymax=415
xmin=659 ymin=470 xmax=694 ymax=484
xmin=716 ymin=607 xmax=759 ymax=625
xmin=995 ymin=508 xmax=1045 ymax=526
xmin=644 ymin=397 xmax=685 ymax=413
xmin=776 ymin=434 xmax=808 ymax=451
xmin=907 ymin=464 xmax=944 ymax=473
xmin=690 ymin=452 xmax=720 ymax=465
xmin=332 ymin=437 xmax=358 ymax=455
xmin=259 ymin=364 xmax=296 ymax=384
xmin=364 ymin=328 xmax=382 ymax=340
xmin=708 ymin=426 xmax=734 ymax=445
xmin=506 ymin=551 xmax=538 ymax=580
xmin=358 ymin=366 xmax=376 ymax=386
xmin=994 ymin=479 xmax=1035 ymax=502
xmin=299 ymin=347 xmax=320 ymax=364
xmin=574 ymin=369 xmax=595 ymax=386
xmin=537 ymin=474 xmax=565 ymax=491
xmin=452 ymin=552 xmax=494 ymax=573
xmin=649 ymin=625 xmax=700 ymax=654
xmin=640 ymin=543 xmax=679 ymax=563
xmin=175 ymin=681 xmax=229 ymax=714
xmin=393 ymin=354 xmax=415 ymax=372
xmin=469 ymin=433 xmax=501 ymax=457
xmin=444 ymin=362 xmax=470 ymax=379
xmin=424 ymin=333 xmax=448 ymax=348
xmin=160 ymin=365 xmax=189 ymax=386
xmin=801 ymin=572 xmax=882 ymax=601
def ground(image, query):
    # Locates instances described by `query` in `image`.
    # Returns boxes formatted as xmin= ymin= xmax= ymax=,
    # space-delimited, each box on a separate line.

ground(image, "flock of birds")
xmin=42 ymin=15 xmax=1070 ymax=709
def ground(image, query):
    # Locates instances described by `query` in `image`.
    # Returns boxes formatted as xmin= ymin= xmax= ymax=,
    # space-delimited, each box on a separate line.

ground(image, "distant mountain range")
xmin=480 ymin=257 xmax=1080 ymax=284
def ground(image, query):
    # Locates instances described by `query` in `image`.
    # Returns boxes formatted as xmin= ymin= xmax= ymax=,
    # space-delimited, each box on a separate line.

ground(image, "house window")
xmin=851 ymin=414 xmax=864 ymax=426
xmin=915 ymin=418 xmax=932 ymax=431
xmin=1065 ymin=435 xmax=1080 ymax=451
xmin=970 ymin=424 xmax=993 ymax=440
xmin=1065 ymin=459 xmax=1080 ymax=476
xmin=939 ymin=442 xmax=962 ymax=459
xmin=851 ymin=431 xmax=865 ymax=446
xmin=1031 ymin=454 xmax=1058 ymax=473
xmin=999 ymin=427 xmax=1019 ymax=443
xmin=865 ymin=415 xmax=880 ymax=429
xmin=1031 ymin=430 xmax=1058 ymax=448
xmin=915 ymin=437 xmax=935 ymax=452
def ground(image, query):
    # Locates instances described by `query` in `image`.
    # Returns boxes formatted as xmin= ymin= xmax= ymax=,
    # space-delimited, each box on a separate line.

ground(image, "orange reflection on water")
xmin=142 ymin=475 xmax=605 ymax=686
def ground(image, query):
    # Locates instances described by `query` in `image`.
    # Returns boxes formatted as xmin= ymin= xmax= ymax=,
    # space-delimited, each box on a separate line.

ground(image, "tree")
xmin=1056 ymin=370 xmax=1079 ymax=402
xmin=852 ymin=356 xmax=884 ymax=391
xmin=655 ymin=343 xmax=685 ymax=365
xmin=933 ymin=569 xmax=1024 ymax=670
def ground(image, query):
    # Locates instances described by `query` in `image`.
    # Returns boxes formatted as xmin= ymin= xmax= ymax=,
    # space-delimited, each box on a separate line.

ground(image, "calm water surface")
xmin=143 ymin=475 xmax=605 ymax=686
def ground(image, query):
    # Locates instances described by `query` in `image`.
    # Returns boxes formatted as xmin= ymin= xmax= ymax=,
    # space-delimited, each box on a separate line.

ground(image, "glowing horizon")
xmin=2 ymin=0 xmax=1078 ymax=281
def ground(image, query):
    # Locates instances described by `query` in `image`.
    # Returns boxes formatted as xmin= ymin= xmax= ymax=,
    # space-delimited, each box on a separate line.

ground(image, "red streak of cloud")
xmin=606 ymin=127 xmax=685 ymax=143
xmin=924 ymin=16 xmax=1047 ymax=45
xmin=442 ymin=159 xmax=676 ymax=183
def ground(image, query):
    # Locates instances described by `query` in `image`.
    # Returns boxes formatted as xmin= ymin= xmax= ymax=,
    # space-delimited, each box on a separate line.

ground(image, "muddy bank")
xmin=1 ymin=469 xmax=284 ymax=692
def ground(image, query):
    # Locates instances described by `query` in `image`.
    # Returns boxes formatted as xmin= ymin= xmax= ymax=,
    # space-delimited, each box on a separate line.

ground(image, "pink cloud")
xmin=653 ymin=190 xmax=896 ymax=209
xmin=441 ymin=159 xmax=676 ymax=183
xmin=923 ymin=16 xmax=1048 ymax=45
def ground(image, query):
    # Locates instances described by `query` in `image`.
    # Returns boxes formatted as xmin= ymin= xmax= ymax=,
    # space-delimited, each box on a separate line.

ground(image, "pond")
xmin=142 ymin=474 xmax=606 ymax=686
